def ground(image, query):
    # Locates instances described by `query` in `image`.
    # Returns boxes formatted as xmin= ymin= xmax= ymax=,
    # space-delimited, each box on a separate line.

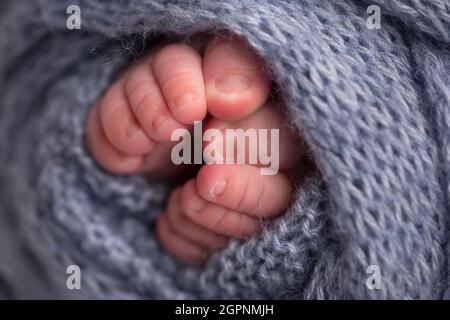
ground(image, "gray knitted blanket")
xmin=0 ymin=0 xmax=449 ymax=299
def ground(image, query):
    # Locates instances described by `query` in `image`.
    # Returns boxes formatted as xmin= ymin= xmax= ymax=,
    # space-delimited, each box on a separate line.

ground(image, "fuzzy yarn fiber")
xmin=0 ymin=0 xmax=449 ymax=299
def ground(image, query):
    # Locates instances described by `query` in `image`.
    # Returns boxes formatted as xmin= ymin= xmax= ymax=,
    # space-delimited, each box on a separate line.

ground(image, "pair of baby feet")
xmin=86 ymin=34 xmax=308 ymax=265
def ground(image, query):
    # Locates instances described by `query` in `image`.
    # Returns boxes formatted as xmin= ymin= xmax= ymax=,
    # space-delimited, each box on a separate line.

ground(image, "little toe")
xmin=203 ymin=34 xmax=271 ymax=121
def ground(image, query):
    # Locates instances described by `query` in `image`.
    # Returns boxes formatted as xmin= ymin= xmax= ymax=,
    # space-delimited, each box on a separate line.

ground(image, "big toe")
xmin=203 ymin=34 xmax=271 ymax=121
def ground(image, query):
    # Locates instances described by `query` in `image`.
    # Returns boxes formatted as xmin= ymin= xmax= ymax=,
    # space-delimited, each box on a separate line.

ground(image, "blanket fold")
xmin=0 ymin=0 xmax=449 ymax=299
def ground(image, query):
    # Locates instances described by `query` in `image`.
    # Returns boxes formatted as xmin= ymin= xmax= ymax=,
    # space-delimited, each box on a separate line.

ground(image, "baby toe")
xmin=196 ymin=164 xmax=292 ymax=218
xmin=86 ymin=105 xmax=144 ymax=174
xmin=156 ymin=212 xmax=209 ymax=266
xmin=165 ymin=186 xmax=230 ymax=250
xmin=180 ymin=179 xmax=261 ymax=239
xmin=152 ymin=44 xmax=207 ymax=125
xmin=98 ymin=80 xmax=155 ymax=155
xmin=203 ymin=34 xmax=271 ymax=121
xmin=124 ymin=57 xmax=187 ymax=142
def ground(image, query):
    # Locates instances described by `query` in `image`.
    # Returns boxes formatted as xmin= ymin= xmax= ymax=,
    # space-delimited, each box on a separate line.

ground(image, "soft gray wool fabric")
xmin=0 ymin=0 xmax=449 ymax=299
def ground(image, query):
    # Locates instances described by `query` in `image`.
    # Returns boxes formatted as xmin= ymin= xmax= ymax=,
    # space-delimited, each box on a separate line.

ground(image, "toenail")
xmin=209 ymin=179 xmax=227 ymax=198
xmin=174 ymin=91 xmax=194 ymax=109
xmin=152 ymin=114 xmax=168 ymax=131
xmin=215 ymin=74 xmax=251 ymax=94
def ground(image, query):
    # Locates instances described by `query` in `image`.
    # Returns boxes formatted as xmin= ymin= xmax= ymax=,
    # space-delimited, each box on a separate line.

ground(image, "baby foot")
xmin=157 ymin=100 xmax=305 ymax=265
xmin=86 ymin=42 xmax=205 ymax=176
xmin=86 ymin=35 xmax=270 ymax=178
xmin=85 ymin=33 xmax=306 ymax=265
xmin=156 ymin=36 xmax=308 ymax=265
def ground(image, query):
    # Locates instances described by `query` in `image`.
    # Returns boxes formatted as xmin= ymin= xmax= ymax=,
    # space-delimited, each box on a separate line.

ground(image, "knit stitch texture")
xmin=0 ymin=0 xmax=449 ymax=299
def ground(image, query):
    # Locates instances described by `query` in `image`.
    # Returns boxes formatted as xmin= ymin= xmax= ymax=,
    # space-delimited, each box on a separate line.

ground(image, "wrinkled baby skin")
xmin=86 ymin=34 xmax=311 ymax=265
